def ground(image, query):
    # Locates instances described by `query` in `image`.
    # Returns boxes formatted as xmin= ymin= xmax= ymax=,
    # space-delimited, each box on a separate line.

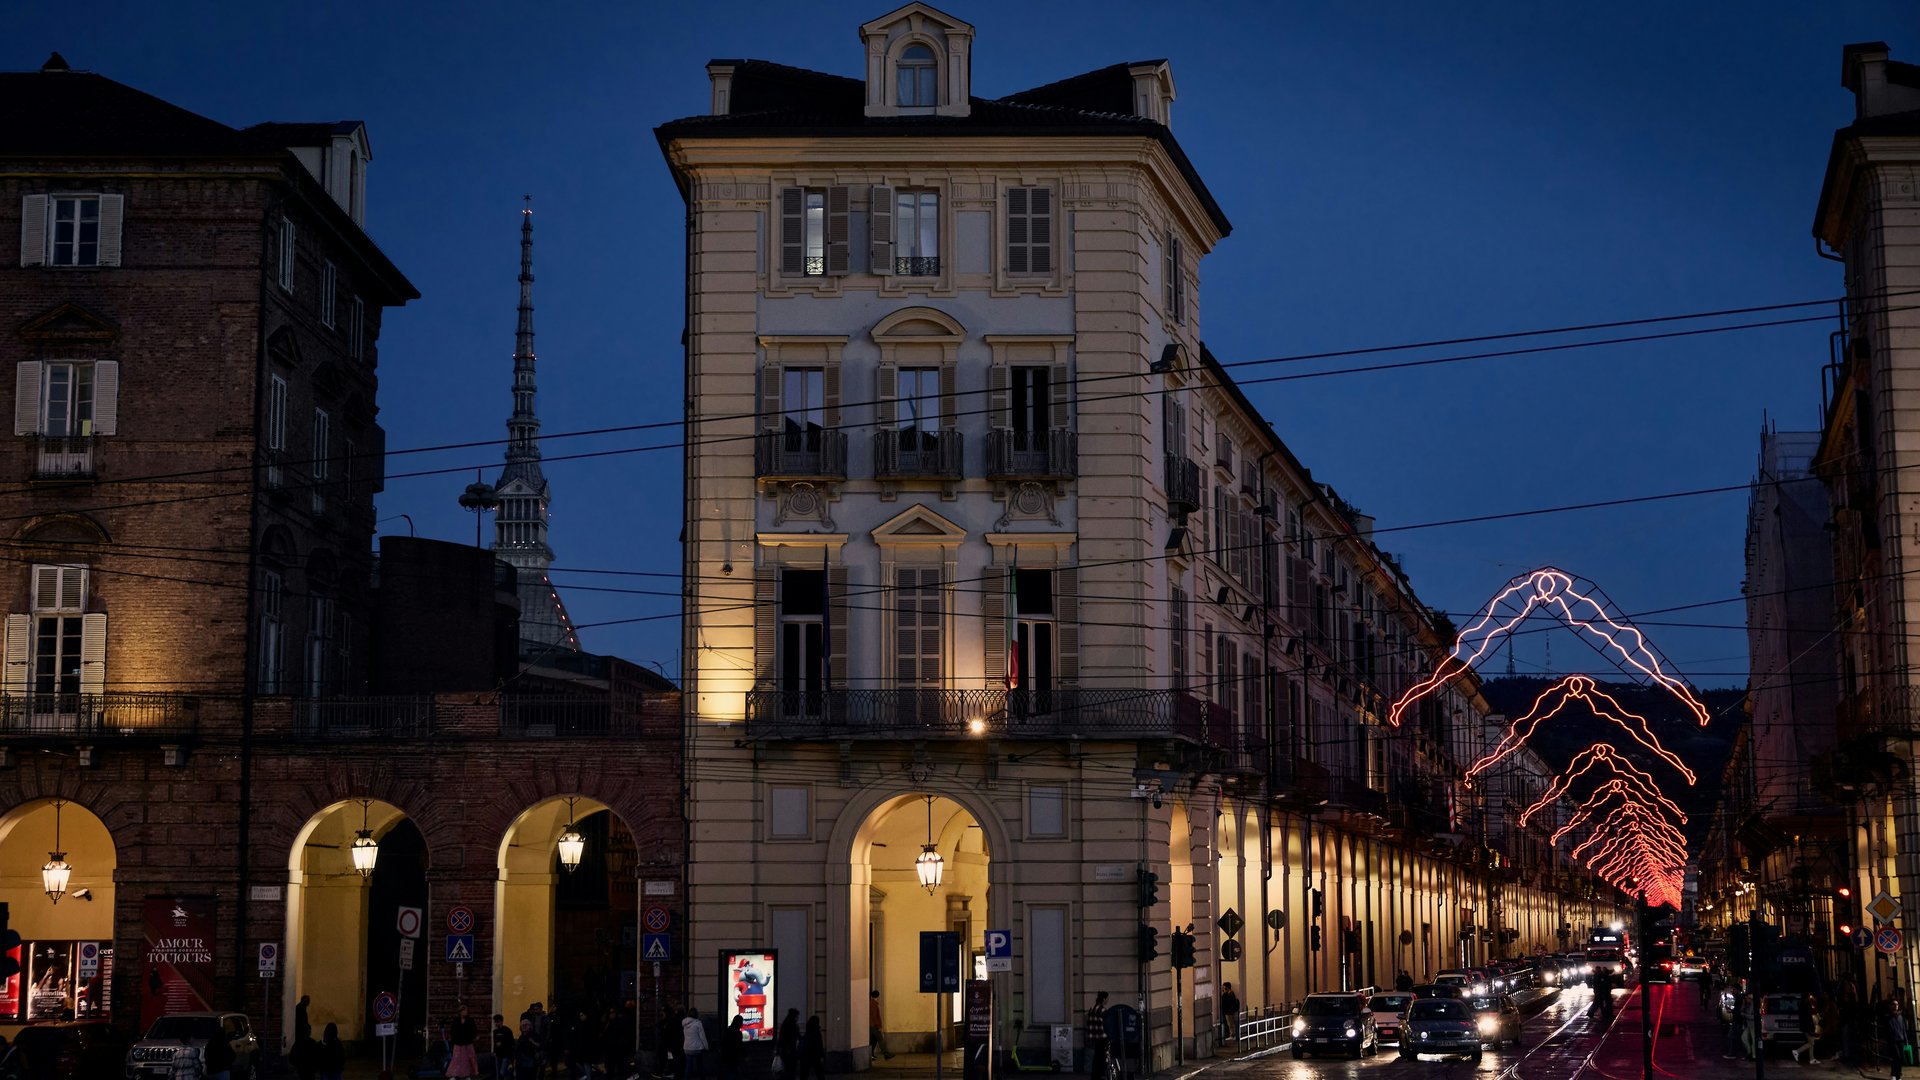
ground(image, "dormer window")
xmin=897 ymin=44 xmax=937 ymax=108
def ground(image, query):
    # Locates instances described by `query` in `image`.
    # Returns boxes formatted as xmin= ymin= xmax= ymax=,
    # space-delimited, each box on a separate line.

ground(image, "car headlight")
xmin=1344 ymin=1027 xmax=1357 ymax=1038
xmin=1293 ymin=1020 xmax=1306 ymax=1035
xmin=1421 ymin=1031 xmax=1431 ymax=1041
xmin=1472 ymin=984 xmax=1488 ymax=995
xmin=1478 ymin=1018 xmax=1498 ymax=1036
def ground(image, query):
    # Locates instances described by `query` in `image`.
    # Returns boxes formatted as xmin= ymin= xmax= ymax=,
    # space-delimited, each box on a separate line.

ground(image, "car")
xmin=1465 ymin=994 xmax=1524 ymax=1047
xmin=1369 ymin=992 xmax=1414 ymax=1045
xmin=1673 ymin=957 xmax=1709 ymax=980
xmin=125 ymin=1012 xmax=259 ymax=1080
xmin=1411 ymin=983 xmax=1467 ymax=999
xmin=1436 ymin=968 xmax=1491 ymax=994
xmin=1291 ymin=992 xmax=1378 ymax=1059
xmin=1645 ymin=958 xmax=1674 ymax=984
xmin=1401 ymin=997 xmax=1483 ymax=1062
xmin=1760 ymin=993 xmax=1809 ymax=1051
xmin=2 ymin=1020 xmax=128 ymax=1080
xmin=1564 ymin=952 xmax=1591 ymax=983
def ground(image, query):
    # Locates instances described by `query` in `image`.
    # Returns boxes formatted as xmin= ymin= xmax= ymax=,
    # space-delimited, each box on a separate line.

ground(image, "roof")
xmin=1812 ymin=107 xmax=1920 ymax=246
xmin=657 ymin=58 xmax=1230 ymax=236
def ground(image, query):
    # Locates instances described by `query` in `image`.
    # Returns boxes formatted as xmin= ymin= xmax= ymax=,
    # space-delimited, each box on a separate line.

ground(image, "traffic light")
xmin=0 ymin=903 xmax=15 ymax=982
xmin=1137 ymin=923 xmax=1161 ymax=964
xmin=1311 ymin=889 xmax=1324 ymax=918
xmin=1171 ymin=926 xmax=1197 ymax=969
xmin=1310 ymin=925 xmax=1323 ymax=952
xmin=1137 ymin=869 xmax=1160 ymax=909
xmin=1837 ymin=887 xmax=1861 ymax=938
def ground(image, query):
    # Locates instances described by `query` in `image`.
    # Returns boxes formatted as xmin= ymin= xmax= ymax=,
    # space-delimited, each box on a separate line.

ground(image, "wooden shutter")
xmin=822 ymin=363 xmax=841 ymax=427
xmin=758 ymin=364 xmax=783 ymax=431
xmin=92 ymin=361 xmax=119 ymax=436
xmin=1006 ymin=187 xmax=1029 ymax=274
xmin=778 ymin=188 xmax=805 ymax=275
xmin=2 ymin=614 xmax=28 ymax=694
xmin=939 ymin=362 xmax=957 ymax=427
xmin=1029 ymin=187 xmax=1053 ymax=274
xmin=869 ymin=186 xmax=894 ymax=274
xmin=754 ymin=567 xmax=777 ymax=690
xmin=1055 ymin=567 xmax=1079 ymax=685
xmin=13 ymin=362 xmax=41 ymax=436
xmin=32 ymin=566 xmax=83 ymax=612
xmin=1170 ymin=586 xmax=1187 ymax=686
xmin=875 ymin=364 xmax=897 ymax=427
xmin=982 ymin=566 xmax=1007 ymax=687
xmin=79 ymin=613 xmax=107 ymax=694
xmin=97 ymin=194 xmax=125 ymax=267
xmin=1049 ymin=362 xmax=1070 ymax=429
xmin=19 ymin=196 xmax=47 ymax=267
xmin=827 ymin=565 xmax=848 ymax=690
xmin=987 ymin=365 xmax=1010 ymax=428
xmin=826 ymin=187 xmax=850 ymax=275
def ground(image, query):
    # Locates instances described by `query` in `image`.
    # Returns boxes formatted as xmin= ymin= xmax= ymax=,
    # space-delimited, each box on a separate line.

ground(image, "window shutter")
xmin=19 ymin=195 xmax=47 ymax=267
xmin=97 ymin=194 xmax=125 ymax=267
xmin=92 ymin=361 xmax=119 ymax=436
xmin=982 ymin=566 xmax=1007 ymax=687
xmin=1049 ymin=362 xmax=1070 ymax=429
xmin=875 ymin=364 xmax=897 ymax=428
xmin=79 ymin=613 xmax=107 ymax=694
xmin=894 ymin=568 xmax=917 ymax=687
xmin=822 ymin=363 xmax=841 ymax=427
xmin=14 ymin=362 xmax=42 ymax=436
xmin=988 ymin=365 xmax=1010 ymax=428
xmin=827 ymin=565 xmax=848 ymax=690
xmin=778 ymin=188 xmax=805 ymax=276
xmin=758 ymin=364 xmax=783 ymax=431
xmin=869 ymin=186 xmax=894 ymax=274
xmin=1006 ymin=187 xmax=1028 ymax=274
xmin=939 ymin=362 xmax=957 ymax=427
xmin=58 ymin=567 xmax=85 ymax=612
xmin=826 ymin=186 xmax=851 ymax=275
xmin=1055 ymin=567 xmax=1079 ymax=685
xmin=754 ymin=567 xmax=777 ymax=690
xmin=2 ymin=614 xmax=28 ymax=694
xmin=1029 ymin=187 xmax=1053 ymax=274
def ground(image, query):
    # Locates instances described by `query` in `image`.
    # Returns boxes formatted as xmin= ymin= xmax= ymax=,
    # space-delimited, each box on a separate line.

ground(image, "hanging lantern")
xmin=557 ymin=797 xmax=585 ymax=872
xmin=42 ymin=800 xmax=70 ymax=904
xmin=351 ymin=799 xmax=379 ymax=878
xmin=915 ymin=796 xmax=943 ymax=892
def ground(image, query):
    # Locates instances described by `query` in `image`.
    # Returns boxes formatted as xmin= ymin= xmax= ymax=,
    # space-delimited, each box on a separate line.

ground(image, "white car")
xmin=1370 ymin=992 xmax=1414 ymax=1045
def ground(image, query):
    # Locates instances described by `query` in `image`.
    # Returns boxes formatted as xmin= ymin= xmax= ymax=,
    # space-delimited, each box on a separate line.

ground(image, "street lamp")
xmin=915 ymin=796 xmax=943 ymax=893
xmin=458 ymin=472 xmax=501 ymax=547
xmin=41 ymin=800 xmax=70 ymax=904
xmin=557 ymin=797 xmax=586 ymax=873
xmin=351 ymin=799 xmax=379 ymax=878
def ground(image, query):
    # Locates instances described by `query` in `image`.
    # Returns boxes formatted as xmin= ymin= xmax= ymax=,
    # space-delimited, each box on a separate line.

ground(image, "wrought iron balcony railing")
xmin=0 ymin=693 xmax=199 ymax=739
xmin=894 ymin=256 xmax=940 ymax=277
xmin=755 ymin=430 xmax=848 ymax=481
xmin=293 ymin=696 xmax=433 ymax=738
xmin=745 ymin=687 xmax=1231 ymax=748
xmin=500 ymin=695 xmax=634 ymax=738
xmin=873 ymin=430 xmax=963 ymax=480
xmin=1164 ymin=454 xmax=1201 ymax=515
xmin=986 ymin=428 xmax=1076 ymax=480
xmin=32 ymin=435 xmax=94 ymax=481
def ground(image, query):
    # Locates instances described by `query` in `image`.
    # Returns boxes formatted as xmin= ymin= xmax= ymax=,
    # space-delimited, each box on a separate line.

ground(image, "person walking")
xmin=656 ymin=1009 xmax=683 ymax=1080
xmin=516 ymin=1019 xmax=545 ymax=1080
xmin=604 ymin=1006 xmax=635 ymax=1080
xmin=1220 ymin=983 xmax=1241 ymax=1045
xmin=776 ymin=1009 xmax=802 ymax=1080
xmin=869 ymin=990 xmax=894 ymax=1060
xmin=1792 ymin=993 xmax=1819 ymax=1064
xmin=1086 ymin=992 xmax=1111 ymax=1080
xmin=1891 ymin=1000 xmax=1910 ymax=1080
xmin=720 ymin=1015 xmax=744 ymax=1080
xmin=450 ymin=1004 xmax=483 ymax=1078
xmin=203 ymin=1024 xmax=237 ymax=1080
xmin=684 ymin=1008 xmax=711 ymax=1080
xmin=318 ymin=1023 xmax=346 ymax=1080
xmin=801 ymin=1016 xmax=828 ymax=1080
xmin=1395 ymin=970 xmax=1415 ymax=993
xmin=493 ymin=1014 xmax=517 ymax=1080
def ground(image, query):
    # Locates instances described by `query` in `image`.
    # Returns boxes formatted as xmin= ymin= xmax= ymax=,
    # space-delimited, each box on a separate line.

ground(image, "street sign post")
xmin=447 ymin=905 xmax=476 ymax=935
xmin=446 ymin=934 xmax=476 ymax=962
xmin=399 ymin=938 xmax=416 ymax=971
xmin=1853 ymin=926 xmax=1874 ymax=950
xmin=983 ymin=929 xmax=1011 ymax=973
xmin=644 ymin=905 xmax=671 ymax=933
xmin=79 ymin=942 xmax=100 ymax=978
xmin=1877 ymin=926 xmax=1904 ymax=955
xmin=643 ymin=933 xmax=671 ymax=962
xmin=396 ymin=906 xmax=424 ymax=939
xmin=1870 ymin=891 xmax=1902 ymax=926
xmin=257 ymin=943 xmax=278 ymax=978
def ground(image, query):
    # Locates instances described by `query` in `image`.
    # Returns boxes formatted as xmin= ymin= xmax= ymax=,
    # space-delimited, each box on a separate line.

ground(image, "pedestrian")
xmin=1891 ymin=999 xmax=1910 ymax=1080
xmin=204 ymin=1023 xmax=237 ymax=1080
xmin=318 ymin=1023 xmax=347 ymax=1080
xmin=777 ymin=1008 xmax=801 ymax=1079
xmin=1395 ymin=970 xmax=1415 ymax=993
xmin=1723 ymin=987 xmax=1743 ymax=1060
xmin=571 ymin=1009 xmax=600 ymax=1080
xmin=685 ymin=1008 xmax=711 ymax=1079
xmin=517 ymin=1019 xmax=546 ymax=1080
xmin=1841 ymin=984 xmax=1862 ymax=1067
xmin=657 ymin=1009 xmax=683 ymax=1080
xmin=447 ymin=1003 xmax=483 ymax=1078
xmin=869 ymin=990 xmax=894 ymax=1060
xmin=1220 ymin=982 xmax=1240 ymax=1044
xmin=296 ymin=995 xmax=313 ymax=1044
xmin=1743 ymin=990 xmax=1759 ymax=1060
xmin=801 ymin=1016 xmax=827 ymax=1080
xmin=494 ymin=1014 xmax=517 ymax=1080
xmin=1086 ymin=992 xmax=1111 ymax=1080
xmin=605 ymin=1006 xmax=635 ymax=1080
xmin=720 ymin=1015 xmax=744 ymax=1080
xmin=1793 ymin=993 xmax=1818 ymax=1064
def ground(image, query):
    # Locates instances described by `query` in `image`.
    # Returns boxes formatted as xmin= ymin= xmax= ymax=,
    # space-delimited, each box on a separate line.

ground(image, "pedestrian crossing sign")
xmin=446 ymin=934 xmax=475 ymax=962
xmin=643 ymin=933 xmax=671 ymax=962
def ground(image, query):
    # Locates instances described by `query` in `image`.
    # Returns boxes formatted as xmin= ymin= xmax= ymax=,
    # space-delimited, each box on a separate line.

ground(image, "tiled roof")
xmin=0 ymin=69 xmax=264 ymax=157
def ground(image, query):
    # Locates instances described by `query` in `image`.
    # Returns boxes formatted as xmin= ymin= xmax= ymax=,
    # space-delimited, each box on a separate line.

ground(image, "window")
xmin=1028 ymin=785 xmax=1065 ymax=838
xmin=1164 ymin=231 xmax=1186 ymax=323
xmin=779 ymin=187 xmax=850 ymax=277
xmin=894 ymin=567 xmax=942 ymax=689
xmin=767 ymin=786 xmax=811 ymax=839
xmin=306 ymin=594 xmax=334 ymax=696
xmin=1029 ymin=906 xmax=1069 ymax=1023
xmin=1010 ymin=366 xmax=1051 ymax=447
xmin=779 ymin=568 xmax=826 ymax=715
xmin=266 ymin=375 xmax=289 ymax=488
xmin=50 ymin=197 xmax=100 ymax=267
xmin=781 ymin=368 xmax=825 ymax=453
xmin=20 ymin=194 xmax=122 ymax=269
xmin=894 ymin=191 xmax=939 ymax=276
xmin=258 ymin=570 xmax=285 ymax=694
xmin=40 ymin=362 xmax=93 ymax=438
xmin=310 ymin=408 xmax=331 ymax=516
xmin=278 ymin=217 xmax=296 ymax=292
xmin=1171 ymin=585 xmax=1188 ymax=688
xmin=320 ymin=260 xmax=337 ymax=327
xmin=1013 ymin=568 xmax=1055 ymax=697
xmin=1006 ymin=187 xmax=1053 ymax=274
xmin=29 ymin=566 xmax=86 ymax=700
xmin=897 ymin=44 xmax=937 ymax=108
xmin=348 ymin=296 xmax=365 ymax=360
xmin=896 ymin=367 xmax=940 ymax=452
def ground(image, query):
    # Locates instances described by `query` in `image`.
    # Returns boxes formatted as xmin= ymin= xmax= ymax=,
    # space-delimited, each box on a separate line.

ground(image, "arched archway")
xmin=495 ymin=797 xmax=640 ymax=1024
xmin=0 ymin=798 xmax=116 ymax=1024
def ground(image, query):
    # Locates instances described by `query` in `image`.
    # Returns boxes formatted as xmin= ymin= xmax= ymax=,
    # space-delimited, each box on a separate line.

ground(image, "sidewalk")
xmin=1584 ymin=981 xmax=1879 ymax=1080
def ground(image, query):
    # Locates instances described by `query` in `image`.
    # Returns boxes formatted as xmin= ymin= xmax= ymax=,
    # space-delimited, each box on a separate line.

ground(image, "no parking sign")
xmin=78 ymin=942 xmax=99 ymax=977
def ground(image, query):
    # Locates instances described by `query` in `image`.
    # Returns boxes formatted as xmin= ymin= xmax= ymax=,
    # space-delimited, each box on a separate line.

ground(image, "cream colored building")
xmin=660 ymin=5 xmax=1600 ymax=1067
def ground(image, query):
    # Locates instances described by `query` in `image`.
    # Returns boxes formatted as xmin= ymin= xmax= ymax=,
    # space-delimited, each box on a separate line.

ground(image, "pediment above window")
xmin=871 ymin=306 xmax=965 ymax=343
xmin=871 ymin=503 xmax=966 ymax=546
xmin=860 ymin=3 xmax=974 ymax=119
xmin=17 ymin=303 xmax=119 ymax=346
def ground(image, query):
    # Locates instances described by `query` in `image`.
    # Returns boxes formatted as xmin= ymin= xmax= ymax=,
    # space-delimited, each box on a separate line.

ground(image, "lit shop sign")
xmin=722 ymin=950 xmax=777 ymax=1043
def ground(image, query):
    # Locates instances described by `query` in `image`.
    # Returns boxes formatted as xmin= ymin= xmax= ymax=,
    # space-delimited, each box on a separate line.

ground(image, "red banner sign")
xmin=142 ymin=896 xmax=217 ymax=1029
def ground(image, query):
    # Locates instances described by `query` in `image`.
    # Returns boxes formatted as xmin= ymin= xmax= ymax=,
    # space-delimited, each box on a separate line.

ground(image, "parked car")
xmin=1291 ymin=992 xmax=1378 ymax=1059
xmin=1760 ymin=993 xmax=1809 ymax=1052
xmin=1401 ymin=997 xmax=1483 ymax=1062
xmin=125 ymin=1012 xmax=258 ymax=1080
xmin=1411 ymin=983 xmax=1467 ymax=999
xmin=1465 ymin=994 xmax=1524 ymax=1047
xmin=2 ymin=1020 xmax=128 ymax=1080
xmin=1563 ymin=952 xmax=1591 ymax=983
xmin=1369 ymin=992 xmax=1414 ymax=1045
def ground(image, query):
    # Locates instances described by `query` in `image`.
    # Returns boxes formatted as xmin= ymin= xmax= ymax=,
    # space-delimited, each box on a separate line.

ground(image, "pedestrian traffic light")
xmin=1171 ymin=926 xmax=1197 ymax=969
xmin=1310 ymin=925 xmax=1323 ymax=952
xmin=1137 ymin=923 xmax=1160 ymax=964
xmin=1311 ymin=889 xmax=1324 ymax=918
xmin=0 ymin=904 xmax=15 ymax=982
xmin=1137 ymin=869 xmax=1160 ymax=909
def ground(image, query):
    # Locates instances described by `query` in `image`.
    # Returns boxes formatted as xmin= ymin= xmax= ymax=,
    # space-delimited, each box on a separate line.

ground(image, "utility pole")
xmin=1751 ymin=907 xmax=1765 ymax=1080
xmin=1639 ymin=892 xmax=1653 ymax=1080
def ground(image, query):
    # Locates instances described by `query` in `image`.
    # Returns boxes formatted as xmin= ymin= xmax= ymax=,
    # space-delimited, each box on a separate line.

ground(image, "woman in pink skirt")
xmin=448 ymin=1003 xmax=482 ymax=1078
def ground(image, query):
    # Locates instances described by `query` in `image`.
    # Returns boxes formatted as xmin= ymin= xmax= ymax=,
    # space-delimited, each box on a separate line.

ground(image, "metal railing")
xmin=292 ymin=696 xmax=433 ymax=738
xmin=745 ymin=687 xmax=1232 ymax=747
xmin=1164 ymin=455 xmax=1201 ymax=514
xmin=32 ymin=435 xmax=94 ymax=480
xmin=0 ymin=693 xmax=198 ymax=738
xmin=755 ymin=430 xmax=848 ymax=480
xmin=986 ymin=428 xmax=1076 ymax=480
xmin=873 ymin=430 xmax=963 ymax=479
xmin=1234 ymin=1007 xmax=1297 ymax=1054
xmin=500 ymin=696 xmax=626 ymax=738
xmin=894 ymin=256 xmax=940 ymax=277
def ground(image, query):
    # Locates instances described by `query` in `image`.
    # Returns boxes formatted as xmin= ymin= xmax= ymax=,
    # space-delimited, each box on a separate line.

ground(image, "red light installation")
xmin=1517 ymin=743 xmax=1688 ymax=827
xmin=1468 ymin=675 xmax=1697 ymax=784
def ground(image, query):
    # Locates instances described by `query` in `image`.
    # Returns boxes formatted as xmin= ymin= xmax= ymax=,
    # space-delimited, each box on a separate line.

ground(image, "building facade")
xmin=663 ymin=7 xmax=1604 ymax=1069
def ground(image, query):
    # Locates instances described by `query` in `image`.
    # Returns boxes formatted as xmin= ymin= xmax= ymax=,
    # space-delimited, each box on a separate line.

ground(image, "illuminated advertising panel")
xmin=721 ymin=950 xmax=776 ymax=1042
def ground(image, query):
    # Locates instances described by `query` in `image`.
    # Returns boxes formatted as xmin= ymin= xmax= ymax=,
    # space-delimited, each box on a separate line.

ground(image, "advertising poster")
xmin=142 ymin=895 xmax=216 ymax=1029
xmin=721 ymin=950 xmax=776 ymax=1042
xmin=27 ymin=942 xmax=71 ymax=1019
xmin=0 ymin=943 xmax=20 ymax=1020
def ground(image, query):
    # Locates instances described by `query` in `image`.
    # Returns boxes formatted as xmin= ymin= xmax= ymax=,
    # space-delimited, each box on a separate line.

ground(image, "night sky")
xmin=11 ymin=2 xmax=1914 ymax=687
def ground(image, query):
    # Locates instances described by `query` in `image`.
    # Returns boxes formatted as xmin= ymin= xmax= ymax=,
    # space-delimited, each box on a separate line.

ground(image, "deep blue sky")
xmin=13 ymin=2 xmax=1914 ymax=687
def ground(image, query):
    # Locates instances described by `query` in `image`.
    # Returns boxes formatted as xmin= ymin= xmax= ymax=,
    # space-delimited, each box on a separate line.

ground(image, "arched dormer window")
xmin=897 ymin=44 xmax=937 ymax=108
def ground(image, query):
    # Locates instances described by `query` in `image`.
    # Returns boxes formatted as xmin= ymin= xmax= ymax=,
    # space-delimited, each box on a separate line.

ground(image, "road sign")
xmin=642 ymin=933 xmax=671 ymax=962
xmin=984 ymin=929 xmax=1011 ymax=973
xmin=1878 ymin=926 xmax=1904 ymax=955
xmin=375 ymin=1022 xmax=398 ymax=1038
xmin=446 ymin=934 xmax=475 ymax=962
xmin=396 ymin=906 xmax=424 ymax=939
xmin=1871 ymin=891 xmax=1903 ymax=925
xmin=644 ymin=905 xmax=671 ymax=933
xmin=1218 ymin=908 xmax=1243 ymax=938
xmin=399 ymin=938 xmax=416 ymax=971
xmin=1265 ymin=910 xmax=1285 ymax=931
xmin=447 ymin=905 xmax=475 ymax=935
xmin=920 ymin=930 xmax=961 ymax=993
xmin=374 ymin=992 xmax=398 ymax=1022
xmin=78 ymin=942 xmax=99 ymax=977
xmin=257 ymin=942 xmax=278 ymax=978
xmin=1854 ymin=926 xmax=1874 ymax=949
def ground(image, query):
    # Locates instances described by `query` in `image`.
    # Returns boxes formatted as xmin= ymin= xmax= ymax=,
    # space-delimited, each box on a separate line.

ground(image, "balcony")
xmin=293 ymin=696 xmax=433 ymax=738
xmin=1164 ymin=454 xmax=1201 ymax=515
xmin=500 ymin=695 xmax=636 ymax=738
xmin=755 ymin=430 xmax=848 ymax=481
xmin=986 ymin=428 xmax=1076 ymax=480
xmin=873 ymin=430 xmax=963 ymax=480
xmin=31 ymin=435 xmax=94 ymax=481
xmin=894 ymin=256 xmax=941 ymax=277
xmin=0 ymin=693 xmax=199 ymax=740
xmin=1330 ymin=776 xmax=1389 ymax=818
xmin=745 ymin=687 xmax=1231 ymax=748
xmin=1272 ymin=757 xmax=1331 ymax=807
xmin=1837 ymin=686 xmax=1920 ymax=740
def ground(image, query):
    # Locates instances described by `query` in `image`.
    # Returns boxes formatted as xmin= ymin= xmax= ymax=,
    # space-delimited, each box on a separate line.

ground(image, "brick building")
xmin=0 ymin=55 xmax=686 ymax=1064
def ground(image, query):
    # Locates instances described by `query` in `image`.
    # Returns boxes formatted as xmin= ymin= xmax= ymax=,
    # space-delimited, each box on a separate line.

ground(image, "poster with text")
xmin=721 ymin=950 xmax=776 ymax=1042
xmin=27 ymin=941 xmax=72 ymax=1019
xmin=142 ymin=896 xmax=216 ymax=1029
xmin=0 ymin=943 xmax=20 ymax=1020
